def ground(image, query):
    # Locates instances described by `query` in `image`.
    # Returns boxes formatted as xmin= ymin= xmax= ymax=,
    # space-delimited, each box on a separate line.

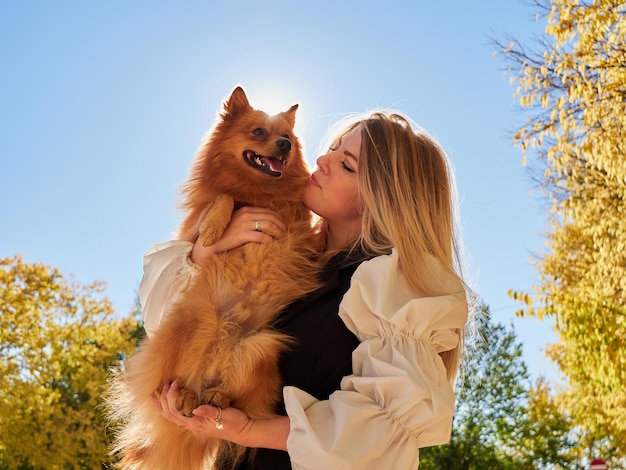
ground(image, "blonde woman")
xmin=149 ymin=110 xmax=470 ymax=469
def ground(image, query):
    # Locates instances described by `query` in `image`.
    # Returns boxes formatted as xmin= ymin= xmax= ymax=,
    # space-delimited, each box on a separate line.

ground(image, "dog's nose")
xmin=275 ymin=138 xmax=292 ymax=155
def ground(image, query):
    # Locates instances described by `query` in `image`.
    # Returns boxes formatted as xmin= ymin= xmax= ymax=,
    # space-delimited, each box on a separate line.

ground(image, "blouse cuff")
xmin=284 ymin=386 xmax=420 ymax=469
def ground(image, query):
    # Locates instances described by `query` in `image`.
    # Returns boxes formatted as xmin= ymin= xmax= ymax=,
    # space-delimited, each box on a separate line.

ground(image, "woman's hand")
xmin=152 ymin=379 xmax=290 ymax=451
xmin=191 ymin=207 xmax=287 ymax=263
xmin=152 ymin=379 xmax=255 ymax=445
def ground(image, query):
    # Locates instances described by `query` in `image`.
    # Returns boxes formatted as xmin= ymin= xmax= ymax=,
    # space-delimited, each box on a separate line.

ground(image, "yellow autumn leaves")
xmin=501 ymin=0 xmax=626 ymax=455
xmin=0 ymin=255 xmax=140 ymax=469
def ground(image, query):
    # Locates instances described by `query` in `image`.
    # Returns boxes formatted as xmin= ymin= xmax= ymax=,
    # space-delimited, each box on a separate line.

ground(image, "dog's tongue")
xmin=261 ymin=157 xmax=286 ymax=173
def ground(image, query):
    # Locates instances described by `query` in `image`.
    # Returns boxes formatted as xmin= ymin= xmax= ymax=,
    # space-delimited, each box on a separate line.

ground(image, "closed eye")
xmin=341 ymin=161 xmax=355 ymax=173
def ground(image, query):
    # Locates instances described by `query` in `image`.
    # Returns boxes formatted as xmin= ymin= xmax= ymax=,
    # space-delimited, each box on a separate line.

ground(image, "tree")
xmin=520 ymin=378 xmax=576 ymax=468
xmin=419 ymin=305 xmax=575 ymax=469
xmin=0 ymin=255 xmax=140 ymax=469
xmin=495 ymin=0 xmax=626 ymax=453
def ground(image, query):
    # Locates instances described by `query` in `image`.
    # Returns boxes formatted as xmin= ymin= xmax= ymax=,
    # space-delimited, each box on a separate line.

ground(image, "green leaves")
xmin=419 ymin=305 xmax=575 ymax=469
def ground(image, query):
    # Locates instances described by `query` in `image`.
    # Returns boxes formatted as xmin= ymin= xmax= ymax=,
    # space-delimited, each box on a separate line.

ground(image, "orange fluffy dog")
xmin=106 ymin=87 xmax=322 ymax=469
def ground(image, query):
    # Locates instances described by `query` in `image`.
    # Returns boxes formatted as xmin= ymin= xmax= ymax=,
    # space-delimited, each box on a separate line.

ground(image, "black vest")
xmin=229 ymin=251 xmax=369 ymax=470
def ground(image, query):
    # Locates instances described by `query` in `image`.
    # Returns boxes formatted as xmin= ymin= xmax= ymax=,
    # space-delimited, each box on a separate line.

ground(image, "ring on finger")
xmin=213 ymin=405 xmax=224 ymax=430
xmin=255 ymin=220 xmax=262 ymax=232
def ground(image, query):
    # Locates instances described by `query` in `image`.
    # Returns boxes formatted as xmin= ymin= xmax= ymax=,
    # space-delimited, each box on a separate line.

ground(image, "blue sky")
xmin=1 ymin=1 xmax=560 ymax=382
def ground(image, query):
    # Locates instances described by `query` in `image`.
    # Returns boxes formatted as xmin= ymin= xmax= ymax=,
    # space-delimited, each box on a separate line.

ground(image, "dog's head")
xmin=189 ymin=87 xmax=310 ymax=207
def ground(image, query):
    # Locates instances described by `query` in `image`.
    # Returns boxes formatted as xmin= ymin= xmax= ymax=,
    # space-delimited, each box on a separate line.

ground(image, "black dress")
xmin=227 ymin=251 xmax=369 ymax=469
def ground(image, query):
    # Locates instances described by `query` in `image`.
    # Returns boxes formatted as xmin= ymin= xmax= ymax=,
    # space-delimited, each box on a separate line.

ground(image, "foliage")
xmin=520 ymin=378 xmax=576 ymax=468
xmin=420 ymin=305 xmax=575 ymax=469
xmin=0 ymin=255 xmax=141 ymax=469
xmin=496 ymin=0 xmax=626 ymax=453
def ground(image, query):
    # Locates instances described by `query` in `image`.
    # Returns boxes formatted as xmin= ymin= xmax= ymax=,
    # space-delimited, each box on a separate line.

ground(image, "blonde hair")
xmin=321 ymin=110 xmax=469 ymax=383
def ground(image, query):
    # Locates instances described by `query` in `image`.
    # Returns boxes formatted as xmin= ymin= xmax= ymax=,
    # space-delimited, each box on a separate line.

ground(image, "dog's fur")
xmin=105 ymin=87 xmax=322 ymax=469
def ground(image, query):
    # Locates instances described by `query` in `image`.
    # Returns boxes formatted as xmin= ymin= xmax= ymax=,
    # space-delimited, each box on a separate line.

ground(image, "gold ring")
xmin=214 ymin=406 xmax=224 ymax=430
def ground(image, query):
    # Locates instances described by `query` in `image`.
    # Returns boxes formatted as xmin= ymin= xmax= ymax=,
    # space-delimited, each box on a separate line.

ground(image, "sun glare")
xmin=242 ymin=84 xmax=300 ymax=116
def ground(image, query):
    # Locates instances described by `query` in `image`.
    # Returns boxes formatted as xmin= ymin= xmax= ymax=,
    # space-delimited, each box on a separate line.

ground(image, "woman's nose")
xmin=316 ymin=153 xmax=330 ymax=172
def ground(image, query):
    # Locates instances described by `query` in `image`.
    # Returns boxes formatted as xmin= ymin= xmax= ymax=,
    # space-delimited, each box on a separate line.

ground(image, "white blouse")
xmin=284 ymin=252 xmax=467 ymax=469
xmin=138 ymin=241 xmax=468 ymax=469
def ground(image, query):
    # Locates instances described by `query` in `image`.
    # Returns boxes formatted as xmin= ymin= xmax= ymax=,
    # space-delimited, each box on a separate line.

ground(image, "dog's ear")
xmin=281 ymin=104 xmax=299 ymax=128
xmin=223 ymin=87 xmax=250 ymax=117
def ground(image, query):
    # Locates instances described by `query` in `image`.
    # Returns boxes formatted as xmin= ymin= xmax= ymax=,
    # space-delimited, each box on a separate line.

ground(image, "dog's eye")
xmin=253 ymin=128 xmax=265 ymax=136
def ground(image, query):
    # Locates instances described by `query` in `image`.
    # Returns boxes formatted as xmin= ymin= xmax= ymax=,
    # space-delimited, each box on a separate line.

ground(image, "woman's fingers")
xmin=159 ymin=382 xmax=180 ymax=421
xmin=151 ymin=381 xmax=257 ymax=445
xmin=211 ymin=208 xmax=286 ymax=252
xmin=165 ymin=379 xmax=180 ymax=415
xmin=235 ymin=207 xmax=288 ymax=233
xmin=192 ymin=206 xmax=288 ymax=261
xmin=151 ymin=382 xmax=227 ymax=435
xmin=192 ymin=404 xmax=221 ymax=420
xmin=248 ymin=219 xmax=285 ymax=240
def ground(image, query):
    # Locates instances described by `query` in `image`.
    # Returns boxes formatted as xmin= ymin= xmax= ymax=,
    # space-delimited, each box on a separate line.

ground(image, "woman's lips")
xmin=308 ymin=173 xmax=321 ymax=188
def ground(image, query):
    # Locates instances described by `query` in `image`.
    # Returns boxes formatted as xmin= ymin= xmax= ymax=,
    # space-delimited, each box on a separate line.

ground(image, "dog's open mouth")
xmin=243 ymin=150 xmax=287 ymax=177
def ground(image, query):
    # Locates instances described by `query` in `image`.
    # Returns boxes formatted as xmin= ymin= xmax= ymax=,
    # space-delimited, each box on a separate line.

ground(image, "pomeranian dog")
xmin=105 ymin=87 xmax=322 ymax=469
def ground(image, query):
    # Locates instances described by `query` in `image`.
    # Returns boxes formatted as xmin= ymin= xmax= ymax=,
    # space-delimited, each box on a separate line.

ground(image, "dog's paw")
xmin=199 ymin=212 xmax=219 ymax=247
xmin=174 ymin=386 xmax=200 ymax=418
xmin=201 ymin=389 xmax=231 ymax=409
xmin=199 ymin=195 xmax=235 ymax=247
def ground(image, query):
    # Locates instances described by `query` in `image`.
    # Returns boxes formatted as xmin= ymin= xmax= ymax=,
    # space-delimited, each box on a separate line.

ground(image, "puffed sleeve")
xmin=139 ymin=240 xmax=199 ymax=337
xmin=284 ymin=251 xmax=468 ymax=469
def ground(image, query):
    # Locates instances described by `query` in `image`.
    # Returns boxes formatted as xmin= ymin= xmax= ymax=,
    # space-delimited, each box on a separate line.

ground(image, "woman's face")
xmin=304 ymin=125 xmax=363 ymax=229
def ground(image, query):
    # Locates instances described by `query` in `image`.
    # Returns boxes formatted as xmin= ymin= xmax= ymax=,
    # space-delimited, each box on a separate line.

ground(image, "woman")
xmin=147 ymin=110 xmax=470 ymax=469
